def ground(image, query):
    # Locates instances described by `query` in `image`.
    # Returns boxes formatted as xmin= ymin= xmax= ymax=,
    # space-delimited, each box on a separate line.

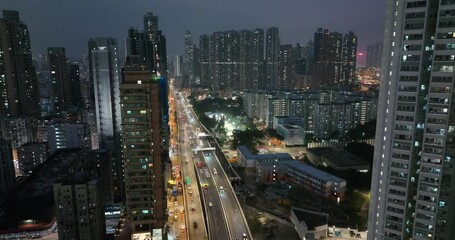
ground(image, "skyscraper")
xmin=0 ymin=10 xmax=39 ymax=118
xmin=265 ymin=27 xmax=280 ymax=90
xmin=69 ymin=64 xmax=82 ymax=108
xmin=367 ymin=42 xmax=383 ymax=68
xmin=48 ymin=47 xmax=71 ymax=113
xmin=313 ymin=28 xmax=357 ymax=88
xmin=88 ymin=38 xmax=123 ymax=202
xmin=184 ymin=30 xmax=194 ymax=86
xmin=54 ymin=178 xmax=106 ymax=240
xmin=88 ymin=38 xmax=121 ymax=150
xmin=120 ymin=62 xmax=166 ymax=236
xmin=199 ymin=34 xmax=210 ymax=87
xmin=313 ymin=28 xmax=343 ymax=87
xmin=125 ymin=13 xmax=167 ymax=76
xmin=368 ymin=1 xmax=455 ymax=239
xmin=279 ymin=44 xmax=295 ymax=90
xmin=197 ymin=28 xmax=267 ymax=91
xmin=341 ymin=31 xmax=357 ymax=85
xmin=252 ymin=28 xmax=265 ymax=90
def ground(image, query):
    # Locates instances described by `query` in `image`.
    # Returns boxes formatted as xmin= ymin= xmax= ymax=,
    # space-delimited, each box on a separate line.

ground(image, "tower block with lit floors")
xmin=368 ymin=0 xmax=455 ymax=239
xmin=120 ymin=61 xmax=167 ymax=239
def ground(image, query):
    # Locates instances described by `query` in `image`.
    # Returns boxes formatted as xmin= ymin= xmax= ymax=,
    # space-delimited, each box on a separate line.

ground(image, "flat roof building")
xmin=290 ymin=207 xmax=328 ymax=240
xmin=0 ymin=149 xmax=82 ymax=238
xmin=306 ymin=147 xmax=370 ymax=172
xmin=286 ymin=161 xmax=346 ymax=199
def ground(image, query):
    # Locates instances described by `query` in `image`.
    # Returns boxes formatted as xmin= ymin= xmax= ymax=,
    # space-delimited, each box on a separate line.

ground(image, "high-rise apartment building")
xmin=184 ymin=30 xmax=194 ymax=86
xmin=366 ymin=42 xmax=383 ymax=68
xmin=0 ymin=10 xmax=39 ymax=118
xmin=125 ymin=28 xmax=146 ymax=62
xmin=199 ymin=34 xmax=210 ymax=87
xmin=120 ymin=62 xmax=166 ymax=236
xmin=313 ymin=28 xmax=357 ymax=87
xmin=341 ymin=31 xmax=358 ymax=85
xmin=125 ymin=13 xmax=167 ymax=76
xmin=368 ymin=1 xmax=455 ymax=239
xmin=48 ymin=47 xmax=72 ymax=113
xmin=265 ymin=27 xmax=280 ymax=90
xmin=198 ymin=28 xmax=269 ymax=91
xmin=69 ymin=64 xmax=82 ymax=108
xmin=88 ymin=38 xmax=121 ymax=150
xmin=54 ymin=177 xmax=106 ymax=240
xmin=279 ymin=44 xmax=295 ymax=90
xmin=252 ymin=28 xmax=265 ymax=90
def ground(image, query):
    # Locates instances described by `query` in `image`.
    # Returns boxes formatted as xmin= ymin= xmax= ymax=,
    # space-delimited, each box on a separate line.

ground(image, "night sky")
xmin=2 ymin=0 xmax=385 ymax=65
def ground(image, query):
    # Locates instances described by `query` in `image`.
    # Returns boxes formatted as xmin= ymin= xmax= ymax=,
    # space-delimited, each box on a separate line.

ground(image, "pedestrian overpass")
xmin=192 ymin=147 xmax=215 ymax=153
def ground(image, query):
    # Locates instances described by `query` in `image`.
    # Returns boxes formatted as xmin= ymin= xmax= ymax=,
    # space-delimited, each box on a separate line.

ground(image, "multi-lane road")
xmin=173 ymin=90 xmax=252 ymax=240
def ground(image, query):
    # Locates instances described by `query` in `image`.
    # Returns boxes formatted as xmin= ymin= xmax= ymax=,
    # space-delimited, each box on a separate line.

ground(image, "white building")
xmin=89 ymin=38 xmax=121 ymax=150
xmin=276 ymin=124 xmax=305 ymax=146
xmin=368 ymin=1 xmax=455 ymax=239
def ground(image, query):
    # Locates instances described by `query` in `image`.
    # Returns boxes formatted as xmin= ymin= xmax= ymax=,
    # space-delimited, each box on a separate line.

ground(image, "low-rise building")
xmin=290 ymin=207 xmax=328 ymax=240
xmin=237 ymin=146 xmax=293 ymax=175
xmin=286 ymin=161 xmax=346 ymax=199
xmin=272 ymin=116 xmax=305 ymax=130
xmin=276 ymin=124 xmax=304 ymax=146
xmin=306 ymin=147 xmax=370 ymax=172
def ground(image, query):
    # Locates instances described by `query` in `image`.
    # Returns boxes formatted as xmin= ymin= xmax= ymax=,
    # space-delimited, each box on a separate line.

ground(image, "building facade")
xmin=313 ymin=28 xmax=358 ymax=87
xmin=54 ymin=179 xmax=105 ymax=240
xmin=368 ymin=0 xmax=455 ymax=239
xmin=366 ymin=42 xmax=383 ymax=68
xmin=88 ymin=38 xmax=121 ymax=150
xmin=17 ymin=142 xmax=49 ymax=175
xmin=0 ymin=10 xmax=39 ymax=118
xmin=48 ymin=47 xmax=72 ymax=113
xmin=120 ymin=63 xmax=166 ymax=236
xmin=0 ymin=140 xmax=15 ymax=194
xmin=46 ymin=122 xmax=90 ymax=155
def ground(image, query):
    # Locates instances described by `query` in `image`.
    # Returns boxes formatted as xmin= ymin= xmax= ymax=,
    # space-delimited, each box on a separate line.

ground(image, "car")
xmin=204 ymin=184 xmax=208 ymax=189
xmin=181 ymin=225 xmax=186 ymax=232
xmin=173 ymin=215 xmax=178 ymax=221
xmin=189 ymin=191 xmax=193 ymax=196
xmin=242 ymin=233 xmax=247 ymax=239
xmin=174 ymin=201 xmax=178 ymax=206
xmin=209 ymin=202 xmax=213 ymax=207
xmin=193 ymin=221 xmax=198 ymax=229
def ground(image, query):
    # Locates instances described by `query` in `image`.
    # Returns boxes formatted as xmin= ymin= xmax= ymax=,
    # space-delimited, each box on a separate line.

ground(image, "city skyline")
xmin=1 ymin=0 xmax=385 ymax=64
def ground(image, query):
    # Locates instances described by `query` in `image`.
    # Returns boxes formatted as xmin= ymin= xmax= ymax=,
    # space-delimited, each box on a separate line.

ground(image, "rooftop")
xmin=292 ymin=207 xmax=328 ymax=229
xmin=307 ymin=147 xmax=369 ymax=167
xmin=286 ymin=161 xmax=345 ymax=183
xmin=280 ymin=124 xmax=302 ymax=130
xmin=16 ymin=149 xmax=81 ymax=198
xmin=237 ymin=146 xmax=293 ymax=160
